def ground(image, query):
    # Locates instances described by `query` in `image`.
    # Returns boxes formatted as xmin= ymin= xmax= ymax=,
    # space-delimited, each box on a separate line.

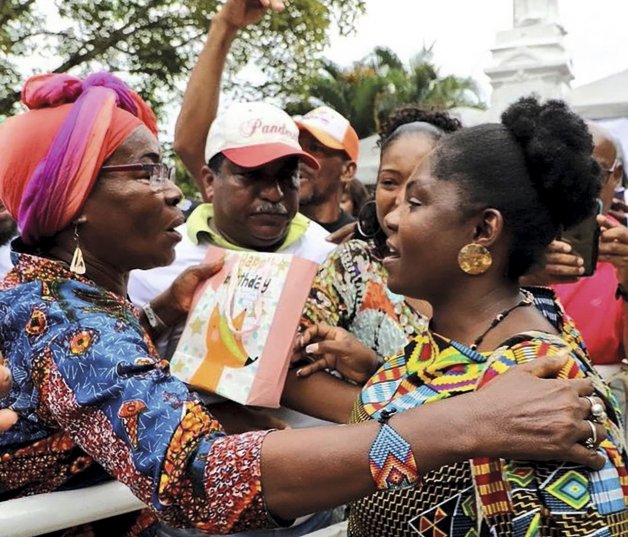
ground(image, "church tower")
xmin=485 ymin=0 xmax=573 ymax=115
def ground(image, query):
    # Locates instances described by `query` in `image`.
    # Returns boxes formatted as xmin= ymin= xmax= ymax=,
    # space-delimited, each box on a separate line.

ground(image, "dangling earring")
xmin=457 ymin=243 xmax=492 ymax=275
xmin=70 ymin=224 xmax=86 ymax=275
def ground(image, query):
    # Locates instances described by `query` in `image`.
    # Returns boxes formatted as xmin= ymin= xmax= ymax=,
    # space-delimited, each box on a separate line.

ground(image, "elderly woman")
xmin=0 ymin=74 xmax=609 ymax=536
xmin=297 ymin=97 xmax=628 ymax=536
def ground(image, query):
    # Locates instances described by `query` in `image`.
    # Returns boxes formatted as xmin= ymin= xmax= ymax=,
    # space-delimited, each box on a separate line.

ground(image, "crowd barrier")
xmin=0 ymin=482 xmax=348 ymax=537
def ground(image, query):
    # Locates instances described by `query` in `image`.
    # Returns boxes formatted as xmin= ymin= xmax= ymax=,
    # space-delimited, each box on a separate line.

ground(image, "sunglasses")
xmin=100 ymin=163 xmax=175 ymax=192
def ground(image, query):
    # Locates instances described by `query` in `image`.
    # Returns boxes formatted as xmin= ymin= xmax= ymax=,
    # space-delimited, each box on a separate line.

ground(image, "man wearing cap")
xmin=296 ymin=106 xmax=360 ymax=233
xmin=129 ymin=99 xmax=334 ymax=309
xmin=173 ymin=0 xmax=359 ymax=234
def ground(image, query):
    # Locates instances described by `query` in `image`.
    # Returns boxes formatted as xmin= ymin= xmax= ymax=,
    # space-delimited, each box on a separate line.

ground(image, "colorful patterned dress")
xmin=349 ymin=289 xmax=628 ymax=537
xmin=0 ymin=251 xmax=276 ymax=536
xmin=300 ymin=240 xmax=426 ymax=359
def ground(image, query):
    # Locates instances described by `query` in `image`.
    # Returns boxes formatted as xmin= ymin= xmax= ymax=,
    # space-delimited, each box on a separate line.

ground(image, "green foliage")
xmin=285 ymin=46 xmax=486 ymax=138
xmin=0 ymin=0 xmax=365 ymax=118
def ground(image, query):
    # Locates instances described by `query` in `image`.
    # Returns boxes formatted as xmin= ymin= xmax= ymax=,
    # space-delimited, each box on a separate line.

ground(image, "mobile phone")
xmin=560 ymin=199 xmax=603 ymax=277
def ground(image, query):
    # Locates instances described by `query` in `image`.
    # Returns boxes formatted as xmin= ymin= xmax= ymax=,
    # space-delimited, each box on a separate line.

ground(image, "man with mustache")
xmin=173 ymin=0 xmax=359 ymax=235
xmin=129 ymin=100 xmax=335 ymax=315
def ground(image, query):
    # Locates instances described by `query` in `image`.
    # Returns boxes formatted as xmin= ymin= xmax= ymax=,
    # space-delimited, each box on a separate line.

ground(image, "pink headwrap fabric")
xmin=0 ymin=72 xmax=158 ymax=244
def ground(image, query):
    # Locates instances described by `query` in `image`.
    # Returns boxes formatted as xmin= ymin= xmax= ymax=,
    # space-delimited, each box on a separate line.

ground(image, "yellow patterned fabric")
xmin=349 ymin=288 xmax=628 ymax=537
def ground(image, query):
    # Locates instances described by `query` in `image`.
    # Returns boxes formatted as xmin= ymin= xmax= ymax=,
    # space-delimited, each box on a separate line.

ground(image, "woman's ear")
xmin=472 ymin=208 xmax=503 ymax=247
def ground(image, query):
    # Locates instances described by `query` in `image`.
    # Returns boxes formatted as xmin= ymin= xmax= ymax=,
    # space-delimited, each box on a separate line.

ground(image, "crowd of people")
xmin=0 ymin=0 xmax=627 ymax=536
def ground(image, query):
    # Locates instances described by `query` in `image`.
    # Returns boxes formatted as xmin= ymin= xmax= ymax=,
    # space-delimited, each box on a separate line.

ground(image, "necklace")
xmin=469 ymin=289 xmax=534 ymax=351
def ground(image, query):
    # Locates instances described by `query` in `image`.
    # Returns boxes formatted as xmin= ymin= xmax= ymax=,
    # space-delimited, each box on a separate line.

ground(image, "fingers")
xmin=269 ymin=0 xmax=286 ymax=13
xmin=296 ymin=358 xmax=330 ymax=378
xmin=326 ymin=222 xmax=357 ymax=244
xmin=0 ymin=363 xmax=11 ymax=397
xmin=544 ymin=260 xmax=584 ymax=278
xmin=563 ymin=444 xmax=606 ymax=470
xmin=571 ymin=377 xmax=595 ymax=397
xmin=259 ymin=0 xmax=286 ymax=13
xmin=597 ymin=214 xmax=618 ymax=231
xmin=546 ymin=240 xmax=573 ymax=254
xmin=578 ymin=394 xmax=605 ymax=418
xmin=304 ymin=340 xmax=347 ymax=357
xmin=0 ymin=409 xmax=18 ymax=432
xmin=299 ymin=323 xmax=338 ymax=347
xmin=518 ymin=353 xmax=569 ymax=379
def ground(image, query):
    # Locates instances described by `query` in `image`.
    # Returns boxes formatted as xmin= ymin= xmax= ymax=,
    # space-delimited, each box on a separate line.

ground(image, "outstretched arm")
xmin=174 ymin=0 xmax=285 ymax=187
xmin=264 ymin=356 xmax=605 ymax=519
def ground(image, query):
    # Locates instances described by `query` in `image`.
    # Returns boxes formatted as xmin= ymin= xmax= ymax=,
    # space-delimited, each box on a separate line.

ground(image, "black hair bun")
xmin=501 ymin=97 xmax=600 ymax=229
xmin=378 ymin=105 xmax=462 ymax=147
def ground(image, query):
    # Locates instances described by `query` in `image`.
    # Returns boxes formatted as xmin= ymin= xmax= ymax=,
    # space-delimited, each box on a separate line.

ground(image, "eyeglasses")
xmin=100 ymin=163 xmax=175 ymax=191
xmin=600 ymin=159 xmax=619 ymax=185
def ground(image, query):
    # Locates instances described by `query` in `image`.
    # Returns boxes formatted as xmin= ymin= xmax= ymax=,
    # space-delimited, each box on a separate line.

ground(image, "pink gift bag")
xmin=170 ymin=246 xmax=317 ymax=407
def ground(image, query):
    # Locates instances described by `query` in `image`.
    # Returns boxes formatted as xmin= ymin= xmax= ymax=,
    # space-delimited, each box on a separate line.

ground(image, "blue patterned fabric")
xmin=0 ymin=250 xmax=270 ymax=536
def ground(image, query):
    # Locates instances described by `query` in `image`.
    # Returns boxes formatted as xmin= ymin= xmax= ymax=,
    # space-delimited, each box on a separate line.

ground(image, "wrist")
xmin=149 ymin=292 xmax=186 ymax=328
xmin=211 ymin=12 xmax=243 ymax=36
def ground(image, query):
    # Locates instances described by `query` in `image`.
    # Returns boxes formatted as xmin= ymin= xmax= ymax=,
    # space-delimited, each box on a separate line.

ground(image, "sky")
xmin=324 ymin=0 xmax=628 ymax=103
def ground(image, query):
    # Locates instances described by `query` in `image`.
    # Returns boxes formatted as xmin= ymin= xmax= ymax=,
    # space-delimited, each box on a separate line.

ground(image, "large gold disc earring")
xmin=457 ymin=243 xmax=492 ymax=275
xmin=70 ymin=225 xmax=86 ymax=275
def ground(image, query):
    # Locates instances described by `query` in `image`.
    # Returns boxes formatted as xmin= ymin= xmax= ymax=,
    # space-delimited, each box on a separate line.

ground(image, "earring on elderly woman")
xmin=69 ymin=224 xmax=86 ymax=275
xmin=458 ymin=243 xmax=493 ymax=275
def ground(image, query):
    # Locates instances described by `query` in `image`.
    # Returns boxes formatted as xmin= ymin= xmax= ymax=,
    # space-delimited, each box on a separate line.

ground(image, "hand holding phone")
xmin=559 ymin=199 xmax=603 ymax=277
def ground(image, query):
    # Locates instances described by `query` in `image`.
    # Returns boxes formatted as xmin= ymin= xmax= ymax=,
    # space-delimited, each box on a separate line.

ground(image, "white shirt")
xmin=129 ymin=219 xmax=334 ymax=306
xmin=128 ymin=211 xmax=336 ymax=430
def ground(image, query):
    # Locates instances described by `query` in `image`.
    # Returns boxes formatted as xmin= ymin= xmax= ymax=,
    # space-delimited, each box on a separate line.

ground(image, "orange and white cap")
xmin=205 ymin=102 xmax=319 ymax=169
xmin=295 ymin=106 xmax=359 ymax=161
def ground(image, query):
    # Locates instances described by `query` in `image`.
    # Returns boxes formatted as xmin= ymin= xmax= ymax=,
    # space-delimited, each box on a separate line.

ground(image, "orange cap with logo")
xmin=295 ymin=106 xmax=359 ymax=162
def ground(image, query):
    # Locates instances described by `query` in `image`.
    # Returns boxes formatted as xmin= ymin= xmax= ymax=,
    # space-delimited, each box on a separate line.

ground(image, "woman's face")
xmin=376 ymin=133 xmax=436 ymax=237
xmin=80 ymin=126 xmax=184 ymax=272
xmin=382 ymin=154 xmax=472 ymax=300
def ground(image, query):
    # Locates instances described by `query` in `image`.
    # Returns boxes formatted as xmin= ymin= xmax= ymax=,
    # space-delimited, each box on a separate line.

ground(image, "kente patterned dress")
xmin=300 ymin=239 xmax=427 ymax=358
xmin=0 ymin=251 xmax=276 ymax=536
xmin=349 ymin=288 xmax=628 ymax=537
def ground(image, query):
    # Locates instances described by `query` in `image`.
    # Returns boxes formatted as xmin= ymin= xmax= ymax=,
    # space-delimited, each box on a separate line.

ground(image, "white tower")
xmin=485 ymin=0 xmax=573 ymax=117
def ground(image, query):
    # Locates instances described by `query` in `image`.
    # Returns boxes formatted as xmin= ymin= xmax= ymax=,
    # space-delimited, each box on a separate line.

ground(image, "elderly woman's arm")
xmin=10 ymin=287 xmax=604 ymax=532
xmin=264 ymin=357 xmax=604 ymax=520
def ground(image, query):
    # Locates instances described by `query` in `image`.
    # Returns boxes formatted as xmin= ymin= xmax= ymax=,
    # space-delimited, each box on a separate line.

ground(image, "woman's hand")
xmin=326 ymin=222 xmax=357 ymax=244
xmin=469 ymin=354 xmax=607 ymax=469
xmin=609 ymin=197 xmax=628 ymax=227
xmin=215 ymin=0 xmax=286 ymax=31
xmin=293 ymin=324 xmax=379 ymax=384
xmin=149 ymin=259 xmax=224 ymax=328
xmin=520 ymin=240 xmax=584 ymax=286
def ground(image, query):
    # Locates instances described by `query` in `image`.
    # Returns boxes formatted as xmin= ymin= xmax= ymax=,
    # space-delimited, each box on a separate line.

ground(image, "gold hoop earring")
xmin=70 ymin=224 xmax=86 ymax=275
xmin=457 ymin=243 xmax=492 ymax=275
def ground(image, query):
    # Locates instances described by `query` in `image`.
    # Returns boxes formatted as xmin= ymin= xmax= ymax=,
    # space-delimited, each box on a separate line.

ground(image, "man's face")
xmin=298 ymin=131 xmax=350 ymax=206
xmin=593 ymin=135 xmax=620 ymax=213
xmin=210 ymin=156 xmax=299 ymax=251
xmin=0 ymin=202 xmax=16 ymax=246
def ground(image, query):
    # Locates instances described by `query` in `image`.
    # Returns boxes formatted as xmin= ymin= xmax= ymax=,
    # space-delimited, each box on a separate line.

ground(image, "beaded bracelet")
xmin=368 ymin=408 xmax=420 ymax=490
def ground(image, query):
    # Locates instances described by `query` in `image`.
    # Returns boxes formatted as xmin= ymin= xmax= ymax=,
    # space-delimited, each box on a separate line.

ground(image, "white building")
xmin=359 ymin=0 xmax=628 ymax=181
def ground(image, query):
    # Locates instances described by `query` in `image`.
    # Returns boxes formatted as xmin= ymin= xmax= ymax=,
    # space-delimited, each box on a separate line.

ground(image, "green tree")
xmin=285 ymin=46 xmax=485 ymax=138
xmin=0 ymin=0 xmax=365 ymax=117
